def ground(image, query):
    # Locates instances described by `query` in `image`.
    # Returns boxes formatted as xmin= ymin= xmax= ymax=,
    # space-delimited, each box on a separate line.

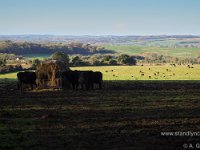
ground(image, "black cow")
xmin=62 ymin=70 xmax=103 ymax=90
xmin=93 ymin=71 xmax=103 ymax=89
xmin=78 ymin=71 xmax=94 ymax=90
xmin=17 ymin=71 xmax=37 ymax=91
xmin=61 ymin=70 xmax=79 ymax=90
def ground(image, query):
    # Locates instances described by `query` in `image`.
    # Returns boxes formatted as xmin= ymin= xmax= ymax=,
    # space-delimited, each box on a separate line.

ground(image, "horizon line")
xmin=0 ymin=34 xmax=200 ymax=37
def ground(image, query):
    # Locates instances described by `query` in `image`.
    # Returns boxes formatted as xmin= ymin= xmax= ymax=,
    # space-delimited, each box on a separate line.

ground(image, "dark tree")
xmin=51 ymin=52 xmax=70 ymax=66
xmin=0 ymin=59 xmax=6 ymax=67
xmin=117 ymin=54 xmax=136 ymax=65
xmin=71 ymin=56 xmax=84 ymax=66
xmin=102 ymin=55 xmax=112 ymax=62
xmin=109 ymin=59 xmax=118 ymax=65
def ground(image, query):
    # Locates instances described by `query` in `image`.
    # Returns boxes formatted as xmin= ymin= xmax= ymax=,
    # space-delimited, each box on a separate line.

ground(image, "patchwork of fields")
xmin=105 ymin=45 xmax=200 ymax=57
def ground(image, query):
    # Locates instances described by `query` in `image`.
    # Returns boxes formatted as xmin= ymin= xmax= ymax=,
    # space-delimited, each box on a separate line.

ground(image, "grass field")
xmin=73 ymin=65 xmax=200 ymax=80
xmin=0 ymin=72 xmax=18 ymax=80
xmin=1 ymin=65 xmax=200 ymax=80
xmin=1 ymin=80 xmax=200 ymax=149
xmin=105 ymin=45 xmax=200 ymax=57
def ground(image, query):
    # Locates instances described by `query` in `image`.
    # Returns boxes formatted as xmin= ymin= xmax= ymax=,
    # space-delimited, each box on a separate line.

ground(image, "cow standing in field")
xmin=78 ymin=71 xmax=94 ymax=90
xmin=78 ymin=71 xmax=103 ymax=90
xmin=62 ymin=70 xmax=103 ymax=90
xmin=61 ymin=70 xmax=79 ymax=90
xmin=92 ymin=71 xmax=103 ymax=89
xmin=62 ymin=70 xmax=92 ymax=90
xmin=17 ymin=71 xmax=37 ymax=91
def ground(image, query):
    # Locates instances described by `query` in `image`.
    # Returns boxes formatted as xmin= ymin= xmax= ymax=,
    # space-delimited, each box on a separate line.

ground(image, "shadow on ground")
xmin=0 ymin=80 xmax=200 ymax=149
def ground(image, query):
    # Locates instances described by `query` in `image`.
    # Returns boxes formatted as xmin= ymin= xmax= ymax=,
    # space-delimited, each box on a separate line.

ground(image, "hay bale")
xmin=36 ymin=60 xmax=69 ymax=88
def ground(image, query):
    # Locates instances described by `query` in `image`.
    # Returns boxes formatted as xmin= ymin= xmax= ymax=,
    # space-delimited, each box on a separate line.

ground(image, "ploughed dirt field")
xmin=1 ymin=80 xmax=200 ymax=150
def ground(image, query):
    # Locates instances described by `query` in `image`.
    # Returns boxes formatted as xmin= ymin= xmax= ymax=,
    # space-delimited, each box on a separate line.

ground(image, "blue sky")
xmin=0 ymin=0 xmax=200 ymax=35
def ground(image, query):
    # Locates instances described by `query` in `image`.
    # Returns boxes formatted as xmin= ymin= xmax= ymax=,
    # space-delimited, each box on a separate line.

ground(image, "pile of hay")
xmin=36 ymin=60 xmax=69 ymax=88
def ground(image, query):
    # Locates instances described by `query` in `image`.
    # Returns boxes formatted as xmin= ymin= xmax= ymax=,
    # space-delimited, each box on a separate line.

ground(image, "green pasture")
xmin=72 ymin=65 xmax=200 ymax=80
xmin=105 ymin=45 xmax=200 ymax=57
xmin=1 ymin=65 xmax=200 ymax=80
xmin=0 ymin=72 xmax=18 ymax=80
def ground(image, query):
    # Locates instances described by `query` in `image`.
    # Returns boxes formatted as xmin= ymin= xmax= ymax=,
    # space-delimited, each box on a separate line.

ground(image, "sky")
xmin=0 ymin=0 xmax=200 ymax=35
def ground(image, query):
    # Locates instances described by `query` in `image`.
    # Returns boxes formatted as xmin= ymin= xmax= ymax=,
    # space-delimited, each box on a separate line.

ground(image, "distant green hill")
xmin=1 ymin=35 xmax=200 ymax=57
xmin=105 ymin=45 xmax=200 ymax=57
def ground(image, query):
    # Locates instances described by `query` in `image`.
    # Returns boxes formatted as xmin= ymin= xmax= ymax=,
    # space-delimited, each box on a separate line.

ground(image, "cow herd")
xmin=17 ymin=70 xmax=103 ymax=91
xmin=61 ymin=70 xmax=102 ymax=90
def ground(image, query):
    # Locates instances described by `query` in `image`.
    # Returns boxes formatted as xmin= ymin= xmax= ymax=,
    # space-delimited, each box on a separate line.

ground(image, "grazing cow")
xmin=17 ymin=71 xmax=37 ymax=91
xmin=93 ymin=71 xmax=103 ymax=89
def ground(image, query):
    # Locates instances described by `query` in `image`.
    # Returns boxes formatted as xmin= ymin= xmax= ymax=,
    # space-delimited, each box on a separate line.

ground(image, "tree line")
xmin=0 ymin=53 xmax=27 ymax=73
xmin=140 ymin=52 xmax=200 ymax=64
xmin=0 ymin=52 xmax=138 ymax=73
xmin=32 ymin=52 xmax=137 ymax=69
xmin=0 ymin=41 xmax=114 ymax=55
